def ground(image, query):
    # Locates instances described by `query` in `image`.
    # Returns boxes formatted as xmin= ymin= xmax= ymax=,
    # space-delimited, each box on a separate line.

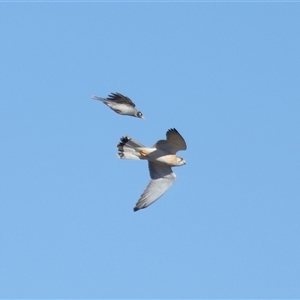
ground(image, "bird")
xmin=91 ymin=92 xmax=144 ymax=119
xmin=117 ymin=128 xmax=187 ymax=211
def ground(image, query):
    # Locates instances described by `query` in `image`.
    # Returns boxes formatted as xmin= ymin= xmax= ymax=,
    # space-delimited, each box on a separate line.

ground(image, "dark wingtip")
xmin=107 ymin=92 xmax=126 ymax=101
xmin=167 ymin=128 xmax=178 ymax=134
xmin=108 ymin=92 xmax=118 ymax=97
xmin=133 ymin=207 xmax=139 ymax=212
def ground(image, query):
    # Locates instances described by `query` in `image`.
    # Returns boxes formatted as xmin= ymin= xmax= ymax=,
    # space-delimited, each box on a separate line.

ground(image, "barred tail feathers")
xmin=117 ymin=136 xmax=147 ymax=160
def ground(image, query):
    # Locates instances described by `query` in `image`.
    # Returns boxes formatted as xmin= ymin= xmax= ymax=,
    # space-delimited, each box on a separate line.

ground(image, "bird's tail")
xmin=91 ymin=95 xmax=106 ymax=102
xmin=117 ymin=136 xmax=148 ymax=160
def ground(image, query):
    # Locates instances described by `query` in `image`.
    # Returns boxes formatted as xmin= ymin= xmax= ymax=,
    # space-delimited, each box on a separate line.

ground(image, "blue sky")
xmin=1 ymin=2 xmax=299 ymax=299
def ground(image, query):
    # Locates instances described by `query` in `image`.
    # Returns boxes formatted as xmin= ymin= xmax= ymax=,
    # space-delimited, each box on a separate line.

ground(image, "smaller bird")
xmin=117 ymin=128 xmax=187 ymax=211
xmin=91 ymin=92 xmax=144 ymax=119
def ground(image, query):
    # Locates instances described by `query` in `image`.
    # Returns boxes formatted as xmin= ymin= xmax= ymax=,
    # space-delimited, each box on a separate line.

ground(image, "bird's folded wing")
xmin=107 ymin=92 xmax=136 ymax=107
xmin=91 ymin=92 xmax=135 ymax=107
xmin=134 ymin=162 xmax=176 ymax=211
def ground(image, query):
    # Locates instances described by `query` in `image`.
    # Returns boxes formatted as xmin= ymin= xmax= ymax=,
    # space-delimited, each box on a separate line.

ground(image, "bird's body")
xmin=117 ymin=128 xmax=187 ymax=211
xmin=91 ymin=92 xmax=144 ymax=119
xmin=148 ymin=152 xmax=181 ymax=167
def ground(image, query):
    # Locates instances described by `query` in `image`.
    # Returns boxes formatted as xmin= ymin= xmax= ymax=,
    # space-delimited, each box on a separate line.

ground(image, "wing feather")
xmin=133 ymin=162 xmax=176 ymax=211
xmin=91 ymin=92 xmax=135 ymax=107
xmin=154 ymin=128 xmax=187 ymax=154
xmin=107 ymin=92 xmax=136 ymax=107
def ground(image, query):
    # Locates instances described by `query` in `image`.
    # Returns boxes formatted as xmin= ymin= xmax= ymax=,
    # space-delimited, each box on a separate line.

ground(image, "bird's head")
xmin=136 ymin=111 xmax=145 ymax=120
xmin=176 ymin=157 xmax=186 ymax=166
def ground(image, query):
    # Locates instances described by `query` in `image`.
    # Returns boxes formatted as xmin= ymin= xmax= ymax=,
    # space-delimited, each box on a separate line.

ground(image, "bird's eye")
xmin=137 ymin=112 xmax=143 ymax=117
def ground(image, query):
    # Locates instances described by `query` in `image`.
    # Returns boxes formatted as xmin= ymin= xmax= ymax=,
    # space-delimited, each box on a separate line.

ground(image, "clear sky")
xmin=0 ymin=2 xmax=299 ymax=299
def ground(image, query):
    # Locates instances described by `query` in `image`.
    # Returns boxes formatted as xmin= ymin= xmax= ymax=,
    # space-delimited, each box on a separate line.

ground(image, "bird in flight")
xmin=91 ymin=92 xmax=144 ymax=119
xmin=117 ymin=128 xmax=187 ymax=211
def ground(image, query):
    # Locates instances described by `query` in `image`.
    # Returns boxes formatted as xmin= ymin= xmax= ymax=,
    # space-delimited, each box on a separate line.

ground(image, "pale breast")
xmin=148 ymin=150 xmax=179 ymax=166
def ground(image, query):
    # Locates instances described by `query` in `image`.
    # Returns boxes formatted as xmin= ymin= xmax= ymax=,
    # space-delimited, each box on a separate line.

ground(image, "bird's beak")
xmin=141 ymin=116 xmax=145 ymax=120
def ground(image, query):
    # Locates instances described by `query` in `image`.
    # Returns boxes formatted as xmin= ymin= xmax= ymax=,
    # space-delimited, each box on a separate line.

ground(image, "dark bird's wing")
xmin=154 ymin=128 xmax=187 ymax=154
xmin=91 ymin=92 xmax=136 ymax=107
xmin=107 ymin=92 xmax=136 ymax=107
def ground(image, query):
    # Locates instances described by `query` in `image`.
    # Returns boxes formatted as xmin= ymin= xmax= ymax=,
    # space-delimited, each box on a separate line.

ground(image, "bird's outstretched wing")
xmin=134 ymin=162 xmax=176 ymax=212
xmin=154 ymin=128 xmax=187 ymax=154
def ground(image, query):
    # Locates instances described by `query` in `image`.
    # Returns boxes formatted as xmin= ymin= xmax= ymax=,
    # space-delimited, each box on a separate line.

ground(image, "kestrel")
xmin=117 ymin=128 xmax=187 ymax=211
xmin=91 ymin=92 xmax=144 ymax=119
